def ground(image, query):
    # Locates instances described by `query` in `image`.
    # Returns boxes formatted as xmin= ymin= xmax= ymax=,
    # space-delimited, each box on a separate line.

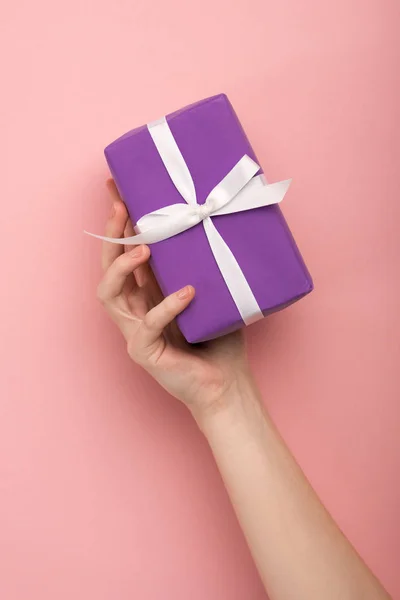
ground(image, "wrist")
xmin=191 ymin=372 xmax=267 ymax=437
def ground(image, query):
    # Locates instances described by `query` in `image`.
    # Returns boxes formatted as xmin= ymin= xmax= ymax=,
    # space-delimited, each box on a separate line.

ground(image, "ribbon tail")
xmin=84 ymin=204 xmax=201 ymax=245
xmin=84 ymin=230 xmax=162 ymax=245
xmin=202 ymin=217 xmax=263 ymax=325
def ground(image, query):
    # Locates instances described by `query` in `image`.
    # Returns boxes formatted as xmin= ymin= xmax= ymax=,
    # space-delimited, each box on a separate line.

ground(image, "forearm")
xmin=195 ymin=379 xmax=390 ymax=600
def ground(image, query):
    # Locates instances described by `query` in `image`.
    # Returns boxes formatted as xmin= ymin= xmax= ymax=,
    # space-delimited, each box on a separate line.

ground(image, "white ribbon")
xmin=86 ymin=117 xmax=291 ymax=325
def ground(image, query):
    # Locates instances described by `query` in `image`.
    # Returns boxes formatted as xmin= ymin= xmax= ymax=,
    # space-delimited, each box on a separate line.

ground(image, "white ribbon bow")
xmin=86 ymin=117 xmax=291 ymax=325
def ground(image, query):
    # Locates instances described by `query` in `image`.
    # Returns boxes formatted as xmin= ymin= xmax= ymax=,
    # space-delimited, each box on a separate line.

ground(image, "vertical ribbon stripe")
xmin=146 ymin=117 xmax=264 ymax=325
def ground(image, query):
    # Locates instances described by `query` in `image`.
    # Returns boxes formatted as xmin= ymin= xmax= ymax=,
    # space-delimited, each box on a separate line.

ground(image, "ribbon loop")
xmin=205 ymin=155 xmax=260 ymax=212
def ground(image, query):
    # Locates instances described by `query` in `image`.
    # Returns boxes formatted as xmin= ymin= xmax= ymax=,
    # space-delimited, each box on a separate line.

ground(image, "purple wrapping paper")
xmin=105 ymin=94 xmax=313 ymax=343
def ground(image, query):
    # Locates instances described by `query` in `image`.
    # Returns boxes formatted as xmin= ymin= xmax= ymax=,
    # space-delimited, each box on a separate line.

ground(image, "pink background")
xmin=1 ymin=0 xmax=399 ymax=598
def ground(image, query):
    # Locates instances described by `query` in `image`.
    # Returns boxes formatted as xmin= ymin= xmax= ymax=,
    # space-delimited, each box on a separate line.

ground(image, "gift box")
xmin=102 ymin=94 xmax=313 ymax=343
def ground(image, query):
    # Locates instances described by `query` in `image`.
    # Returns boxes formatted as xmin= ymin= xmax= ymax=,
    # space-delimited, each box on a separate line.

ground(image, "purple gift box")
xmin=104 ymin=94 xmax=313 ymax=343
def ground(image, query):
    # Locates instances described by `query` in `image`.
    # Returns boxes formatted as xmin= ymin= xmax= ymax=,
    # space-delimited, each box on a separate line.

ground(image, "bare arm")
xmin=196 ymin=379 xmax=390 ymax=600
xmin=95 ymin=180 xmax=391 ymax=600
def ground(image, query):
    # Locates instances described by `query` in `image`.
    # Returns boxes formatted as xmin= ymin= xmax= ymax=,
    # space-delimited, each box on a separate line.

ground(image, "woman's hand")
xmin=96 ymin=180 xmax=254 ymax=418
xmin=95 ymin=183 xmax=391 ymax=600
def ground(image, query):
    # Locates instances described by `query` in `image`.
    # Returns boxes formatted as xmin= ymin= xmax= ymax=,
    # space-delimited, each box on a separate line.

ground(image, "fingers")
xmin=137 ymin=285 xmax=195 ymax=350
xmin=135 ymin=254 xmax=151 ymax=288
xmin=106 ymin=178 xmax=121 ymax=204
xmin=101 ymin=181 xmax=129 ymax=271
xmin=97 ymin=245 xmax=150 ymax=304
xmin=123 ymin=217 xmax=149 ymax=287
xmin=123 ymin=217 xmax=136 ymax=254
xmin=99 ymin=178 xmax=195 ymax=363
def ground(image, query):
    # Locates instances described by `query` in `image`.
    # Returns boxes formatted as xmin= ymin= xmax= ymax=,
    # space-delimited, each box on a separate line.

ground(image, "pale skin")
xmin=97 ymin=179 xmax=391 ymax=600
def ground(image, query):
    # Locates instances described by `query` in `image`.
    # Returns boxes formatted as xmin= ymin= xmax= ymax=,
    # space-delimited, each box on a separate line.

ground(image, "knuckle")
xmin=163 ymin=295 xmax=178 ymax=317
xmin=143 ymin=311 xmax=158 ymax=331
xmin=114 ymin=252 xmax=130 ymax=272
xmin=115 ymin=251 xmax=143 ymax=274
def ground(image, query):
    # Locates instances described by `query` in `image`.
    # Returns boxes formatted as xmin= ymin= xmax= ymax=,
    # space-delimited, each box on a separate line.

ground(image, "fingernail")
xmin=130 ymin=245 xmax=143 ymax=258
xmin=177 ymin=285 xmax=192 ymax=300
